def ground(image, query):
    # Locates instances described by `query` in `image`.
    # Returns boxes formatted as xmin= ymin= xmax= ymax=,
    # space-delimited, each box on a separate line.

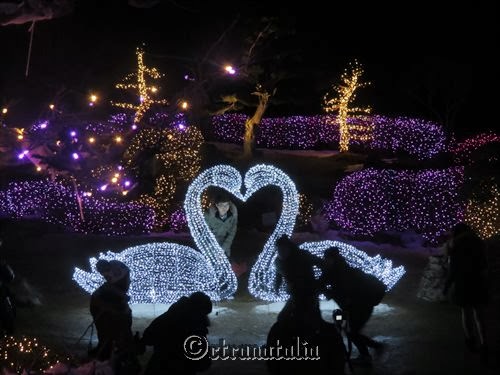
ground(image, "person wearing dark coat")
xmin=89 ymin=259 xmax=136 ymax=370
xmin=141 ymin=291 xmax=213 ymax=375
xmin=318 ymin=246 xmax=386 ymax=367
xmin=274 ymin=235 xmax=324 ymax=335
xmin=443 ymin=222 xmax=489 ymax=358
xmin=269 ymin=236 xmax=347 ymax=375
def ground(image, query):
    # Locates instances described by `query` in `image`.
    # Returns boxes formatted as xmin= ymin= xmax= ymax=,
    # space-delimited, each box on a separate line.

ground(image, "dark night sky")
xmin=1 ymin=0 xmax=498 ymax=136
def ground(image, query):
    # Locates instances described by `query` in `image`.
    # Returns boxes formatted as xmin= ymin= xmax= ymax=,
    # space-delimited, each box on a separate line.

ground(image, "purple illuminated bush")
xmin=165 ymin=205 xmax=188 ymax=232
xmin=0 ymin=180 xmax=154 ymax=235
xmin=211 ymin=114 xmax=446 ymax=159
xmin=324 ymin=167 xmax=465 ymax=244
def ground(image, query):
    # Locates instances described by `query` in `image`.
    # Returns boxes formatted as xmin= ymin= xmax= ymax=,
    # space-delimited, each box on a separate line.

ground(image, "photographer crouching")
xmin=319 ymin=247 xmax=387 ymax=367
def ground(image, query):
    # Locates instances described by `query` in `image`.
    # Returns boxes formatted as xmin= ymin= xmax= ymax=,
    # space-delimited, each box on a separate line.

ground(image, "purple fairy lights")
xmin=0 ymin=180 xmax=154 ymax=235
xmin=323 ymin=167 xmax=465 ymax=244
xmin=211 ymin=114 xmax=446 ymax=159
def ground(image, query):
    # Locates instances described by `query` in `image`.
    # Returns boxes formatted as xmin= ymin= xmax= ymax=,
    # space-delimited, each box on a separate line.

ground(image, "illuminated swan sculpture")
xmin=72 ymin=243 xmax=221 ymax=303
xmin=245 ymin=166 xmax=405 ymax=301
xmin=73 ymin=164 xmax=405 ymax=303
xmin=73 ymin=165 xmax=241 ymax=303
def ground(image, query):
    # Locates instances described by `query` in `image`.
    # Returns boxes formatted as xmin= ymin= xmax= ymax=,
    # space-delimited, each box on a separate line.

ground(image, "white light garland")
xmin=184 ymin=165 xmax=243 ymax=299
xmin=299 ymin=241 xmax=406 ymax=291
xmin=73 ymin=164 xmax=406 ymax=303
xmin=73 ymin=242 xmax=220 ymax=303
xmin=245 ymin=165 xmax=300 ymax=301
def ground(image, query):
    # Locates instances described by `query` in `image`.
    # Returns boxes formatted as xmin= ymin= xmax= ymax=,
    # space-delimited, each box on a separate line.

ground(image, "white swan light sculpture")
xmin=73 ymin=164 xmax=405 ymax=303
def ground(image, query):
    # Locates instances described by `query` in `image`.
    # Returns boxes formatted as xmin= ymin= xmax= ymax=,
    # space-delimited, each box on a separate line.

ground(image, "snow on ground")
xmin=4 ymin=226 xmax=498 ymax=374
xmin=131 ymin=303 xmax=236 ymax=319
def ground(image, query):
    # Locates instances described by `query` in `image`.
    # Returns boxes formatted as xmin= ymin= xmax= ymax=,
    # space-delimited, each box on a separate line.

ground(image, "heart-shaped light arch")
xmin=73 ymin=164 xmax=405 ymax=303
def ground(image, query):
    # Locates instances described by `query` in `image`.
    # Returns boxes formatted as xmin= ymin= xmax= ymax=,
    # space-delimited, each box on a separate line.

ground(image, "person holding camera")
xmin=319 ymin=247 xmax=386 ymax=367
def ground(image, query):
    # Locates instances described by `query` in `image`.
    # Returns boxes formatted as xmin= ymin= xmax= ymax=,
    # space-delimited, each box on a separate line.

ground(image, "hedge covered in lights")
xmin=211 ymin=114 xmax=446 ymax=159
xmin=324 ymin=167 xmax=465 ymax=244
xmin=0 ymin=179 xmax=154 ymax=235
xmin=449 ymin=132 xmax=500 ymax=165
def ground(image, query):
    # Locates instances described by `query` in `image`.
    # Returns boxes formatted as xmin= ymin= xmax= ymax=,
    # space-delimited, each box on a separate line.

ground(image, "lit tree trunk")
xmin=338 ymin=106 xmax=350 ymax=153
xmin=243 ymin=90 xmax=270 ymax=159
xmin=71 ymin=178 xmax=85 ymax=222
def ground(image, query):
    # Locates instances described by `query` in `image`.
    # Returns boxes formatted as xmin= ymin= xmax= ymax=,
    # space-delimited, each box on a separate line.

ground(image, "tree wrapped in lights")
xmin=465 ymin=181 xmax=499 ymax=239
xmin=210 ymin=17 xmax=294 ymax=160
xmin=111 ymin=47 xmax=168 ymax=124
xmin=323 ymin=60 xmax=372 ymax=152
xmin=297 ymin=193 xmax=313 ymax=228
xmin=124 ymin=124 xmax=203 ymax=229
xmin=459 ymin=136 xmax=500 ymax=239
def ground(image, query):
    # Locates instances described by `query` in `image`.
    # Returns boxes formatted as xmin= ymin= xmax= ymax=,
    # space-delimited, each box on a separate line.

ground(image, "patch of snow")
xmin=131 ymin=303 xmax=232 ymax=318
xmin=253 ymin=301 xmax=286 ymax=314
xmin=373 ymin=303 xmax=395 ymax=315
xmin=252 ymin=300 xmax=341 ymax=315
xmin=344 ymin=163 xmax=364 ymax=172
